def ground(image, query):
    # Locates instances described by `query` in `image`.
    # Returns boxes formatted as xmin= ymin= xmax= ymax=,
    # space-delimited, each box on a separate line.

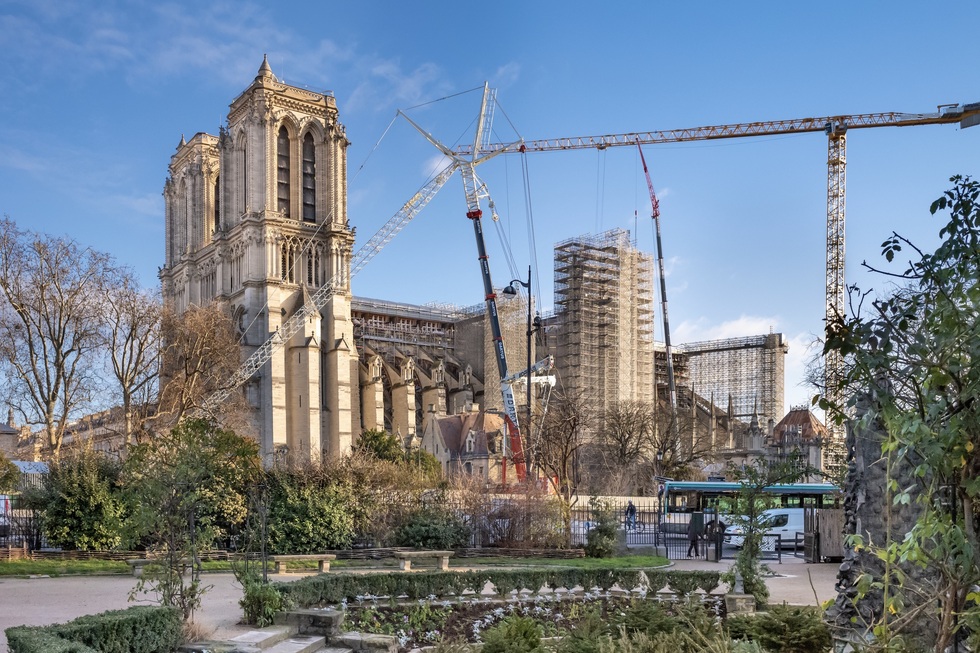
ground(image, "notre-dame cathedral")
xmin=160 ymin=57 xmax=513 ymax=467
xmin=160 ymin=56 xmax=360 ymax=463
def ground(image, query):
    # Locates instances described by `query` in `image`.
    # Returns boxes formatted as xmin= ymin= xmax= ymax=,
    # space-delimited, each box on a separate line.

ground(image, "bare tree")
xmin=100 ymin=275 xmax=161 ymax=444
xmin=601 ymin=399 xmax=656 ymax=463
xmin=155 ymin=302 xmax=246 ymax=432
xmin=536 ymin=387 xmax=597 ymax=544
xmin=0 ymin=218 xmax=113 ymax=456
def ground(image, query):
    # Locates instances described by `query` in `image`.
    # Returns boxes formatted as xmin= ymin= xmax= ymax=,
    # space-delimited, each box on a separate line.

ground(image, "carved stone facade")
xmin=160 ymin=57 xmax=356 ymax=464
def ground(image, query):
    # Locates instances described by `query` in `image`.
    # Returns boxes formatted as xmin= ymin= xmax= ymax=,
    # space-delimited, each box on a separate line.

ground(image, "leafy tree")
xmin=355 ymin=428 xmax=406 ymax=462
xmin=584 ymin=496 xmax=619 ymax=558
xmin=40 ymin=449 xmax=125 ymax=551
xmin=721 ymin=453 xmax=812 ymax=607
xmin=823 ymin=176 xmax=980 ymax=651
xmin=393 ymin=508 xmax=471 ymax=549
xmin=0 ymin=452 xmax=17 ymax=492
xmin=123 ymin=419 xmax=260 ymax=620
xmin=264 ymin=467 xmax=357 ymax=553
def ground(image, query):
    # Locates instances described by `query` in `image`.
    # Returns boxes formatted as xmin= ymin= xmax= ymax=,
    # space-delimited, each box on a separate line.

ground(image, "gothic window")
xmin=176 ymin=180 xmax=187 ymax=254
xmin=281 ymin=239 xmax=297 ymax=284
xmin=213 ymin=174 xmax=220 ymax=232
xmin=277 ymin=126 xmax=290 ymax=216
xmin=306 ymin=246 xmax=321 ymax=286
xmin=236 ymin=133 xmax=248 ymax=217
xmin=302 ymin=132 xmax=315 ymax=221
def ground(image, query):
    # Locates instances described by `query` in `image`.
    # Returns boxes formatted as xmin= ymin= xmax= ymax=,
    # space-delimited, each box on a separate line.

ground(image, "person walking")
xmin=686 ymin=518 xmax=701 ymax=557
xmin=625 ymin=500 xmax=637 ymax=530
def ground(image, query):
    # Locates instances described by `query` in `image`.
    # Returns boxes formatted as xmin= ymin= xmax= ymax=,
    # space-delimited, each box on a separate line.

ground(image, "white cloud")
xmin=423 ymin=154 xmax=454 ymax=178
xmin=783 ymin=332 xmax=822 ymax=411
xmin=673 ymin=314 xmax=780 ymax=344
xmin=492 ymin=62 xmax=521 ymax=88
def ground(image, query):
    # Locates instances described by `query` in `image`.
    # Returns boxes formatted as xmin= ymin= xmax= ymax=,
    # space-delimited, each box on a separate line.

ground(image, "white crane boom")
xmin=200 ymin=163 xmax=458 ymax=413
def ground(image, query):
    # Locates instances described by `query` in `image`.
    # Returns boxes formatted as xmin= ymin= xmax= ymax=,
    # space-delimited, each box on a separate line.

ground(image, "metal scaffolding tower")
xmin=552 ymin=228 xmax=655 ymax=416
xmin=677 ymin=333 xmax=789 ymax=424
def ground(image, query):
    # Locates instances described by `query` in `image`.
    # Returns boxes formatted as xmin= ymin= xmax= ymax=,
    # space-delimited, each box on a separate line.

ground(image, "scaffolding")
xmin=552 ymin=228 xmax=655 ymax=416
xmin=676 ymin=333 xmax=789 ymax=423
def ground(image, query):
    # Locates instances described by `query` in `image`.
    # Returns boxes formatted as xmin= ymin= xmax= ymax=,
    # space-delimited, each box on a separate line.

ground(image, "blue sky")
xmin=1 ymin=0 xmax=978 ymax=415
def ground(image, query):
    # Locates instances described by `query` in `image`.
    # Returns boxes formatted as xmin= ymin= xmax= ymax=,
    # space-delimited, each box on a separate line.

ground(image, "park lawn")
xmin=0 ymin=559 xmax=130 ymax=576
xmin=0 ymin=553 xmax=669 ymax=576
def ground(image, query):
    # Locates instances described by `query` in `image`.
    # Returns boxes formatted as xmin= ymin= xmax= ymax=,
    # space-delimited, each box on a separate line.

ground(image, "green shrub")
xmin=5 ymin=628 xmax=99 ymax=653
xmin=239 ymin=570 xmax=290 ymax=627
xmin=5 ymin=606 xmax=181 ymax=653
xmin=726 ymin=605 xmax=831 ymax=653
xmin=584 ymin=497 xmax=619 ymax=558
xmin=481 ymin=615 xmax=544 ymax=653
xmin=610 ymin=600 xmax=679 ymax=638
xmin=276 ymin=568 xmax=719 ymax=607
xmin=556 ymin=608 xmax=609 ymax=653
xmin=393 ymin=509 xmax=471 ymax=549
xmin=41 ymin=450 xmax=126 ymax=551
xmin=265 ymin=471 xmax=356 ymax=553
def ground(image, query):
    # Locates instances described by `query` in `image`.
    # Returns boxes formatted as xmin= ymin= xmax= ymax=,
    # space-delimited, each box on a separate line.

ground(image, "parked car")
xmin=724 ymin=507 xmax=804 ymax=549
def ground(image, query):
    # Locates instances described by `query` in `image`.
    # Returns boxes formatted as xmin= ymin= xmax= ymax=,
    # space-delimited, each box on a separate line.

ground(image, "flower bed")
xmin=276 ymin=568 xmax=721 ymax=606
xmin=342 ymin=591 xmax=726 ymax=652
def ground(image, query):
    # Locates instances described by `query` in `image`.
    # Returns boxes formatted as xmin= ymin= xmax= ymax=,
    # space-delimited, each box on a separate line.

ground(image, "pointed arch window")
xmin=213 ymin=174 xmax=220 ymax=232
xmin=236 ymin=133 xmax=248 ymax=216
xmin=277 ymin=126 xmax=290 ymax=216
xmin=176 ymin=179 xmax=187 ymax=254
xmin=302 ymin=133 xmax=316 ymax=221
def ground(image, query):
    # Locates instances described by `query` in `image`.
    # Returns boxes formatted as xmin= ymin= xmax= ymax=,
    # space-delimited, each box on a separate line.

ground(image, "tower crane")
xmin=459 ymin=101 xmax=980 ymax=444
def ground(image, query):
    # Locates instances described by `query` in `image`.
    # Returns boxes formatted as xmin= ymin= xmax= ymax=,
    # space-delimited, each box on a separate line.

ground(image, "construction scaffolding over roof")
xmin=676 ymin=333 xmax=789 ymax=423
xmin=552 ymin=228 xmax=655 ymax=416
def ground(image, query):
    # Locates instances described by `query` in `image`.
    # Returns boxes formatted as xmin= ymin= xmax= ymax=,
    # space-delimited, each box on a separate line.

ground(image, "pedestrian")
xmin=687 ymin=518 xmax=700 ymax=557
xmin=625 ymin=500 xmax=637 ymax=530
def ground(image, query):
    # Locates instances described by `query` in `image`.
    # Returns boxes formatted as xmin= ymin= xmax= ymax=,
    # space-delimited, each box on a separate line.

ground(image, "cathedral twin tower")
xmin=160 ymin=57 xmax=357 ymax=463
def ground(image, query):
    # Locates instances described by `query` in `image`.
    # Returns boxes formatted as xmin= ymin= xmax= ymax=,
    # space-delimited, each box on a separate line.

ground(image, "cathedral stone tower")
xmin=160 ymin=56 xmax=357 ymax=464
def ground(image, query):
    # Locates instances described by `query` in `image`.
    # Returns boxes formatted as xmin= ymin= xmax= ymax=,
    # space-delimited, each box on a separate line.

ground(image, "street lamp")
xmin=503 ymin=265 xmax=542 ymax=479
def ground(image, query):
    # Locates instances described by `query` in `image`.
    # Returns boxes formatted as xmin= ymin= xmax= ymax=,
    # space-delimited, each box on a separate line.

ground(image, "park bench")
xmin=126 ymin=559 xmax=152 ymax=577
xmin=392 ymin=549 xmax=454 ymax=571
xmin=126 ymin=557 xmax=198 ymax=577
xmin=267 ymin=553 xmax=337 ymax=574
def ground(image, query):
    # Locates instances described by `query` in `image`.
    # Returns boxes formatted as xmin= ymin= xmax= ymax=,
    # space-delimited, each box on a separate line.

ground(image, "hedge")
xmin=276 ymin=568 xmax=721 ymax=606
xmin=5 ymin=606 xmax=182 ymax=653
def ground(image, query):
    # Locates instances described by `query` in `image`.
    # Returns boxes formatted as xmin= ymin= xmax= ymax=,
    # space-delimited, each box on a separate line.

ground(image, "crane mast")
xmin=636 ymin=142 xmax=678 ymax=431
xmin=399 ymin=85 xmax=529 ymax=482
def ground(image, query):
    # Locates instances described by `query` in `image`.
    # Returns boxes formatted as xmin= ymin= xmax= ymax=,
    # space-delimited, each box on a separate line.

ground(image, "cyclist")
xmin=625 ymin=500 xmax=637 ymax=530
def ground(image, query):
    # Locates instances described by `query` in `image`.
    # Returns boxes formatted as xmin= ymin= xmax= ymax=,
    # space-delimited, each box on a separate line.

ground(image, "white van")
xmin=724 ymin=507 xmax=804 ymax=549
xmin=0 ymin=494 xmax=10 ymax=539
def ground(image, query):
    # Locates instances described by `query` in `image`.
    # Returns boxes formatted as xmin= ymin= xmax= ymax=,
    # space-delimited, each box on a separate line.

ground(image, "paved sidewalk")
xmin=666 ymin=555 xmax=840 ymax=606
xmin=0 ymin=558 xmax=841 ymax=652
